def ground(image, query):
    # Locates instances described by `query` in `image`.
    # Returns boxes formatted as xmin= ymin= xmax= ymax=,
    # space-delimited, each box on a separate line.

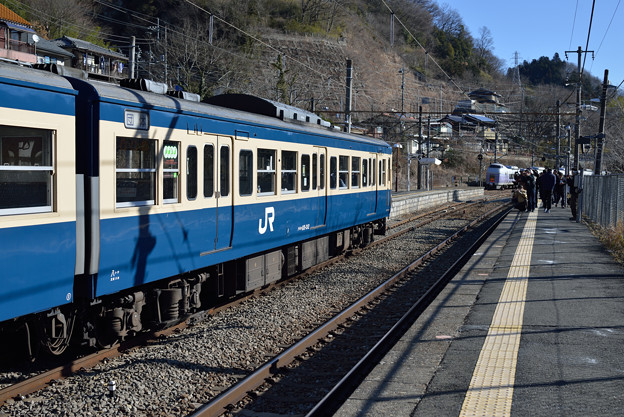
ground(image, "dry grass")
xmin=587 ymin=221 xmax=624 ymax=265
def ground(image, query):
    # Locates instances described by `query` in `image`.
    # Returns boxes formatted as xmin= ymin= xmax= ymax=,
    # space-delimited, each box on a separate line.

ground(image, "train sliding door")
xmin=216 ymin=136 xmax=233 ymax=250
xmin=204 ymin=135 xmax=233 ymax=251
xmin=313 ymin=146 xmax=327 ymax=228
xmin=367 ymin=153 xmax=378 ymax=215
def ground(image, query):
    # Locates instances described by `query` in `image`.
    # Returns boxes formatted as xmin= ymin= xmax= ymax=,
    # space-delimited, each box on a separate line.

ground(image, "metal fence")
xmin=581 ymin=174 xmax=624 ymax=228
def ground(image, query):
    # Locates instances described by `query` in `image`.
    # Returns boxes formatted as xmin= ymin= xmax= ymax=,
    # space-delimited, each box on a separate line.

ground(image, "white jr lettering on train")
xmin=259 ymin=207 xmax=275 ymax=235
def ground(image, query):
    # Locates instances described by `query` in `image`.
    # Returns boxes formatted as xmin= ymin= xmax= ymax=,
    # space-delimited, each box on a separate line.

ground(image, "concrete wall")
xmin=390 ymin=188 xmax=484 ymax=219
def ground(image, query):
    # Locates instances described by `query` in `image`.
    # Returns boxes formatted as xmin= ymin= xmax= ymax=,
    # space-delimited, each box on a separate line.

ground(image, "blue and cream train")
xmin=0 ymin=62 xmax=392 ymax=356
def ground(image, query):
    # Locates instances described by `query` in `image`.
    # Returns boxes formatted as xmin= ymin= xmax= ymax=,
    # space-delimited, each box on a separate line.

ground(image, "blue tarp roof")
xmin=464 ymin=114 xmax=496 ymax=124
xmin=3 ymin=21 xmax=34 ymax=33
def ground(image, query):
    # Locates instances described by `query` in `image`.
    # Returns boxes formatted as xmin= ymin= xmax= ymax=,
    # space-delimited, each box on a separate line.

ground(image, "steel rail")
xmin=189 ymin=203 xmax=511 ymax=417
xmin=0 ymin=200 xmax=500 ymax=407
xmin=306 ymin=204 xmax=511 ymax=416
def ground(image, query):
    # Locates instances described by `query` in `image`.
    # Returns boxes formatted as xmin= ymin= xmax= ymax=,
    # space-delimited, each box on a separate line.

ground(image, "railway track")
xmin=190 ymin=200 xmax=510 ymax=416
xmin=0 ymin=195 xmax=510 ymax=416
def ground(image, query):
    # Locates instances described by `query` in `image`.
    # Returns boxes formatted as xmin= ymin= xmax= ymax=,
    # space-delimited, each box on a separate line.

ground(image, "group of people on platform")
xmin=511 ymin=168 xmax=580 ymax=220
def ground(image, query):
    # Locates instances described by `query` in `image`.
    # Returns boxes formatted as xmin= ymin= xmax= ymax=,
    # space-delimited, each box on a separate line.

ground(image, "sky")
xmin=441 ymin=0 xmax=624 ymax=90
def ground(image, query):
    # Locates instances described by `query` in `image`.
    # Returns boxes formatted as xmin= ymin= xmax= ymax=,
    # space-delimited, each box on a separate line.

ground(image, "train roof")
xmin=76 ymin=77 xmax=390 ymax=150
xmin=0 ymin=61 xmax=76 ymax=93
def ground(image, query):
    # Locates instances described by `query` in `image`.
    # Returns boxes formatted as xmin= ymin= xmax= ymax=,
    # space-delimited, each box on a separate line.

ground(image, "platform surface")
xmin=335 ymin=205 xmax=624 ymax=416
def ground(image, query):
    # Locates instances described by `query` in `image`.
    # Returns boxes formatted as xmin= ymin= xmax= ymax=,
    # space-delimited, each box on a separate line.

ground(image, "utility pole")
xmin=565 ymin=46 xmax=594 ymax=171
xmin=417 ymin=106 xmax=422 ymax=190
xmin=556 ymin=100 xmax=560 ymax=169
xmin=400 ymin=66 xmax=405 ymax=115
xmin=129 ymin=36 xmax=136 ymax=79
xmin=494 ymin=131 xmax=498 ymax=163
xmin=595 ymin=69 xmax=608 ymax=174
xmin=344 ymin=59 xmax=352 ymax=133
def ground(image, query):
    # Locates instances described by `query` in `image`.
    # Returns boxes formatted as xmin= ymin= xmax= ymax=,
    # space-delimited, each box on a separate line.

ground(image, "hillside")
xmin=4 ymin=0 xmax=622 ymax=173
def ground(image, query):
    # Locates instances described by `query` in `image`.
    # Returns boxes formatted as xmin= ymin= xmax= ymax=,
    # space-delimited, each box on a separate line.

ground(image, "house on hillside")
xmin=454 ymin=88 xmax=507 ymax=114
xmin=54 ymin=36 xmax=128 ymax=81
xmin=0 ymin=3 xmax=36 ymax=63
xmin=34 ymin=37 xmax=74 ymax=66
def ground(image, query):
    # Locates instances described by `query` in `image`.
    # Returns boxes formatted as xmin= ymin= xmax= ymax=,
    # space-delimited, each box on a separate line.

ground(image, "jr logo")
xmin=259 ymin=207 xmax=275 ymax=235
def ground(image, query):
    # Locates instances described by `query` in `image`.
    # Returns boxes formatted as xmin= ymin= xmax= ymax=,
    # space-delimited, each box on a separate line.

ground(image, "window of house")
xmin=163 ymin=140 xmax=179 ymax=203
xmin=281 ymin=150 xmax=296 ymax=193
xmin=257 ymin=148 xmax=275 ymax=195
xmin=0 ymin=125 xmax=54 ymax=215
xmin=239 ymin=150 xmax=253 ymax=196
xmin=116 ymin=137 xmax=156 ymax=207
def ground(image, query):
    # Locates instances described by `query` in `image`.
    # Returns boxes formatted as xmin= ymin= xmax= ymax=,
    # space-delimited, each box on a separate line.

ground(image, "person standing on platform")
xmin=567 ymin=172 xmax=581 ymax=220
xmin=538 ymin=168 xmax=556 ymax=213
xmin=553 ymin=171 xmax=566 ymax=208
xmin=519 ymin=170 xmax=536 ymax=212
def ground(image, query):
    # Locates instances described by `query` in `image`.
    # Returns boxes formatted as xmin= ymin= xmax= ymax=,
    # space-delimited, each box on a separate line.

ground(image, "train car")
xmin=0 ymin=63 xmax=81 ymax=355
xmin=0 ymin=61 xmax=393 ymax=355
xmin=485 ymin=163 xmax=517 ymax=190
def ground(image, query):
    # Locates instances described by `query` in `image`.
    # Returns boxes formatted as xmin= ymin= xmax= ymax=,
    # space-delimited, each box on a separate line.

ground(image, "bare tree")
xmin=13 ymin=0 xmax=101 ymax=41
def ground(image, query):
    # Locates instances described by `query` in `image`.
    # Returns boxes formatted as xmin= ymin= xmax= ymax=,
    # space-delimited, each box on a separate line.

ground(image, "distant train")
xmin=0 ymin=62 xmax=392 ymax=357
xmin=485 ymin=163 xmax=518 ymax=190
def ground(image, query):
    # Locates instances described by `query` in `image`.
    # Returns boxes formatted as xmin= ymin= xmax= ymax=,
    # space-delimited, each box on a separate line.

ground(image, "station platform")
xmin=335 ymin=205 xmax=624 ymax=416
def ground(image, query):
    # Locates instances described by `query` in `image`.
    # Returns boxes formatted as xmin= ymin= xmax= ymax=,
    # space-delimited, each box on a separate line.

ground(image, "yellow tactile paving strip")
xmin=459 ymin=211 xmax=537 ymax=417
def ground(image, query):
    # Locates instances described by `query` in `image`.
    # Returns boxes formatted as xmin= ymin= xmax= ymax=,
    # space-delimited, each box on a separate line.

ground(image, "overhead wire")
xmin=569 ymin=0 xmax=579 ymax=51
xmin=579 ymin=0 xmax=596 ymax=78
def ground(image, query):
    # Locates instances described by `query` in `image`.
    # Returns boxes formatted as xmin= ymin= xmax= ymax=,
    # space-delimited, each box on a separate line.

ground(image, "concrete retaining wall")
xmin=390 ymin=188 xmax=484 ymax=219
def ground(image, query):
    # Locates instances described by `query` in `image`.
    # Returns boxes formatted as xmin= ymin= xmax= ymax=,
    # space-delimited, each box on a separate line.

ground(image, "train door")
xmin=216 ymin=136 xmax=233 ymax=249
xmin=369 ymin=153 xmax=378 ymax=215
xmin=313 ymin=146 xmax=327 ymax=227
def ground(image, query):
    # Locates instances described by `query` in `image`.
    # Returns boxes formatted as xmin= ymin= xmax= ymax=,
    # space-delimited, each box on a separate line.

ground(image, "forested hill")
xmin=2 ymin=0 xmax=603 ymax=111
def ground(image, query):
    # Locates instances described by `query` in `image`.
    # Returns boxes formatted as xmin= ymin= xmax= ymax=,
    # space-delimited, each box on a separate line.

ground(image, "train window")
xmin=351 ymin=157 xmax=360 ymax=188
xmin=379 ymin=160 xmax=382 ymax=185
xmin=0 ymin=125 xmax=54 ymax=215
xmin=220 ymin=146 xmax=230 ymax=197
xmin=239 ymin=150 xmax=253 ymax=196
xmin=330 ymin=156 xmax=337 ymax=189
xmin=116 ymin=137 xmax=156 ymax=207
xmin=371 ymin=158 xmax=376 ymax=186
xmin=362 ymin=159 xmax=368 ymax=187
xmin=383 ymin=159 xmax=387 ymax=185
xmin=301 ymin=154 xmax=310 ymax=192
xmin=186 ymin=146 xmax=197 ymax=200
xmin=312 ymin=154 xmax=318 ymax=190
xmin=320 ymin=154 xmax=325 ymax=190
xmin=204 ymin=144 xmax=214 ymax=197
xmin=163 ymin=141 xmax=179 ymax=203
xmin=338 ymin=156 xmax=348 ymax=189
xmin=257 ymin=148 xmax=275 ymax=195
xmin=281 ymin=150 xmax=296 ymax=193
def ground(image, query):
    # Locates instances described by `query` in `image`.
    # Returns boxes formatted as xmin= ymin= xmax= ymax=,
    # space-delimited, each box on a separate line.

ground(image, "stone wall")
xmin=390 ymin=188 xmax=484 ymax=219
